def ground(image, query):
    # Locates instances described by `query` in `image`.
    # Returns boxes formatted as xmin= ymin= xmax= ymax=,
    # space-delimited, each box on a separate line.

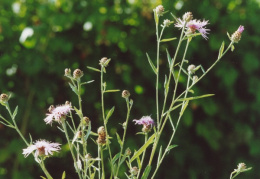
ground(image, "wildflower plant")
xmin=0 ymin=5 xmax=251 ymax=179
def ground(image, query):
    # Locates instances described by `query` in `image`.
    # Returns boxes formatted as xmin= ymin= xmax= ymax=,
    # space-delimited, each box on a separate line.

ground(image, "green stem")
xmin=101 ymin=146 xmax=105 ymax=179
xmin=115 ymin=98 xmax=131 ymax=177
xmin=137 ymin=133 xmax=148 ymax=179
xmin=40 ymin=160 xmax=53 ymax=179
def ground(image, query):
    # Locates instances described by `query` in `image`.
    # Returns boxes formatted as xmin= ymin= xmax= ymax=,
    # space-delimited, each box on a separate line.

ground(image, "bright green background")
xmin=0 ymin=0 xmax=259 ymax=178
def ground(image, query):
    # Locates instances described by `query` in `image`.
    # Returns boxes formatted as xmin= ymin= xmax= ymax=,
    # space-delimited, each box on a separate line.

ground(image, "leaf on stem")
xmin=160 ymin=37 xmax=177 ymax=42
xmin=84 ymin=122 xmax=92 ymax=141
xmin=177 ymin=94 xmax=215 ymax=101
xmin=87 ymin=66 xmax=101 ymax=72
xmin=74 ymin=107 xmax=82 ymax=117
xmin=157 ymin=146 xmax=162 ymax=167
xmin=69 ymin=83 xmax=79 ymax=95
xmin=0 ymin=121 xmax=14 ymax=128
xmin=162 ymin=103 xmax=183 ymax=116
xmin=112 ymin=153 xmax=121 ymax=165
xmin=166 ymin=145 xmax=178 ymax=153
xmin=40 ymin=177 xmax=47 ymax=179
xmin=166 ymin=49 xmax=172 ymax=67
xmin=146 ymin=53 xmax=157 ymax=75
xmin=164 ymin=75 xmax=168 ymax=95
xmin=119 ymin=152 xmax=127 ymax=166
xmin=13 ymin=106 xmax=18 ymax=119
xmin=169 ymin=115 xmax=175 ymax=131
xmin=179 ymin=101 xmax=189 ymax=117
xmin=141 ymin=165 xmax=152 ymax=179
xmin=104 ymin=89 xmax=120 ymax=93
xmin=129 ymin=133 xmax=156 ymax=163
xmin=218 ymin=41 xmax=225 ymax=58
xmin=81 ymin=80 xmax=95 ymax=85
xmin=61 ymin=171 xmax=66 ymax=179
xmin=105 ymin=106 xmax=115 ymax=125
xmin=116 ymin=132 xmax=123 ymax=147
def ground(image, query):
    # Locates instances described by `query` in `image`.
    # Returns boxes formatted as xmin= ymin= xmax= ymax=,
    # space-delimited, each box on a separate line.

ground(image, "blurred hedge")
xmin=0 ymin=0 xmax=259 ymax=178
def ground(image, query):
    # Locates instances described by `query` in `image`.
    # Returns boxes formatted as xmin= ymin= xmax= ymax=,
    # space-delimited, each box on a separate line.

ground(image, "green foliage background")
xmin=0 ymin=0 xmax=259 ymax=178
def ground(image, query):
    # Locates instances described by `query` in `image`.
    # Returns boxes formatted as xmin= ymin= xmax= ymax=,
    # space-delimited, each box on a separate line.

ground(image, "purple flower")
xmin=237 ymin=25 xmax=244 ymax=33
xmin=22 ymin=139 xmax=61 ymax=162
xmin=133 ymin=116 xmax=155 ymax=127
xmin=44 ymin=103 xmax=73 ymax=125
xmin=175 ymin=18 xmax=210 ymax=39
xmin=230 ymin=25 xmax=245 ymax=43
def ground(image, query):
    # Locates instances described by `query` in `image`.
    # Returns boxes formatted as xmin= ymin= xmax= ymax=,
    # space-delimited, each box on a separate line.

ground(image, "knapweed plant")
xmin=0 ymin=5 xmax=251 ymax=179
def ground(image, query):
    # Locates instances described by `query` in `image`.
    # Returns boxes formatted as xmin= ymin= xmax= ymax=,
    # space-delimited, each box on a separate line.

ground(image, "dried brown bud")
xmin=126 ymin=148 xmax=131 ymax=156
xmin=122 ymin=90 xmax=130 ymax=98
xmin=73 ymin=69 xmax=84 ymax=79
xmin=98 ymin=126 xmax=106 ymax=135
xmin=0 ymin=93 xmax=9 ymax=103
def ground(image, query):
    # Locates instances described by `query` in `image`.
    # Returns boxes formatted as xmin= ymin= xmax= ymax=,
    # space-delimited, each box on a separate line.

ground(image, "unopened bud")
xmin=163 ymin=19 xmax=171 ymax=27
xmin=187 ymin=64 xmax=196 ymax=74
xmin=192 ymin=75 xmax=198 ymax=84
xmin=97 ymin=126 xmax=106 ymax=135
xmin=231 ymin=25 xmax=244 ymax=43
xmin=142 ymin=125 xmax=152 ymax=133
xmin=155 ymin=5 xmax=164 ymax=16
xmin=122 ymin=90 xmax=130 ymax=98
xmin=73 ymin=69 xmax=84 ymax=79
xmin=99 ymin=57 xmax=110 ymax=67
xmin=237 ymin=163 xmax=247 ymax=171
xmin=82 ymin=116 xmax=90 ymax=126
xmin=126 ymin=148 xmax=131 ymax=156
xmin=64 ymin=68 xmax=71 ymax=76
xmin=129 ymin=166 xmax=139 ymax=176
xmin=65 ymin=101 xmax=71 ymax=106
xmin=0 ymin=93 xmax=9 ymax=103
xmin=183 ymin=12 xmax=193 ymax=22
xmin=85 ymin=153 xmax=92 ymax=160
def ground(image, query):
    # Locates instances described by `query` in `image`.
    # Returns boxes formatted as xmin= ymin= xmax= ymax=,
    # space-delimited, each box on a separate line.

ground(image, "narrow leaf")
xmin=112 ymin=153 xmax=120 ymax=165
xmin=136 ymin=154 xmax=141 ymax=168
xmin=167 ymin=145 xmax=178 ymax=152
xmin=157 ymin=146 xmax=162 ymax=167
xmin=163 ymin=103 xmax=183 ymax=116
xmin=130 ymin=133 xmax=156 ymax=163
xmin=231 ymin=45 xmax=235 ymax=52
xmin=40 ymin=177 xmax=47 ymax=179
xmin=177 ymin=94 xmax=215 ymax=101
xmin=146 ymin=53 xmax=157 ymax=75
xmin=169 ymin=115 xmax=175 ymax=130
xmin=104 ymin=89 xmax=120 ymax=93
xmin=141 ymin=165 xmax=152 ymax=179
xmin=227 ymin=32 xmax=231 ymax=39
xmin=81 ymin=80 xmax=95 ymax=85
xmin=13 ymin=106 xmax=18 ymax=119
xmin=160 ymin=37 xmax=177 ymax=42
xmin=84 ymin=122 xmax=92 ymax=141
xmin=74 ymin=107 xmax=82 ymax=117
xmin=87 ymin=66 xmax=101 ymax=72
xmin=69 ymin=83 xmax=78 ymax=95
xmin=119 ymin=152 xmax=127 ymax=166
xmin=164 ymin=75 xmax=168 ymax=95
xmin=116 ymin=132 xmax=122 ymax=147
xmin=166 ymin=49 xmax=172 ymax=67
xmin=218 ymin=41 xmax=225 ymax=58
xmin=105 ymin=106 xmax=115 ymax=124
xmin=179 ymin=101 xmax=189 ymax=117
xmin=62 ymin=171 xmax=66 ymax=179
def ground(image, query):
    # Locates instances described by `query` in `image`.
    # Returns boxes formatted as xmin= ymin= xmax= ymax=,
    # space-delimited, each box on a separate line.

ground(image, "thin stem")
xmin=98 ymin=145 xmax=101 ymax=179
xmin=115 ymin=98 xmax=131 ymax=177
xmin=101 ymin=147 xmax=105 ymax=179
xmin=40 ymin=160 xmax=53 ymax=179
xmin=137 ymin=133 xmax=148 ymax=179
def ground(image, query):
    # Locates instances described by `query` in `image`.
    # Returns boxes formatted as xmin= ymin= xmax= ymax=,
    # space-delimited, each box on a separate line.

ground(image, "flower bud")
xmin=64 ymin=68 xmax=71 ymax=76
xmin=122 ymin=90 xmax=130 ymax=98
xmin=48 ymin=105 xmax=55 ymax=113
xmin=97 ymin=126 xmax=106 ymax=145
xmin=155 ymin=5 xmax=164 ymax=16
xmin=237 ymin=163 xmax=247 ymax=171
xmin=163 ymin=19 xmax=171 ymax=27
xmin=142 ymin=125 xmax=152 ymax=133
xmin=82 ymin=116 xmax=90 ymax=126
xmin=192 ymin=75 xmax=198 ymax=84
xmin=99 ymin=57 xmax=110 ymax=67
xmin=125 ymin=148 xmax=131 ymax=156
xmin=231 ymin=25 xmax=244 ymax=43
xmin=187 ymin=64 xmax=196 ymax=74
xmin=85 ymin=153 xmax=92 ymax=160
xmin=183 ymin=12 xmax=193 ymax=22
xmin=0 ymin=93 xmax=9 ymax=103
xmin=122 ymin=122 xmax=127 ymax=129
xmin=97 ymin=126 xmax=105 ymax=135
xmin=73 ymin=69 xmax=84 ymax=79
xmin=65 ymin=101 xmax=71 ymax=106
xmin=129 ymin=166 xmax=139 ymax=176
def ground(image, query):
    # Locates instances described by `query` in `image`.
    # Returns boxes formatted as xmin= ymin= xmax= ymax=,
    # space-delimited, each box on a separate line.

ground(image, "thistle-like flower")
xmin=22 ymin=140 xmax=61 ymax=163
xmin=73 ymin=69 xmax=84 ymax=79
xmin=122 ymin=90 xmax=130 ymax=98
xmin=175 ymin=15 xmax=210 ymax=39
xmin=155 ymin=5 xmax=164 ymax=16
xmin=133 ymin=116 xmax=155 ymax=133
xmin=44 ymin=102 xmax=73 ymax=125
xmin=230 ymin=25 xmax=244 ymax=43
xmin=0 ymin=93 xmax=9 ymax=103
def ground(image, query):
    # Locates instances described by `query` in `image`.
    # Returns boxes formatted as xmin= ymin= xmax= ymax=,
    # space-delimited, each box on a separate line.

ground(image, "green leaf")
xmin=112 ymin=153 xmax=120 ymax=165
xmin=179 ymin=101 xmax=189 ymax=117
xmin=166 ymin=49 xmax=172 ymax=67
xmin=74 ymin=107 xmax=82 ymax=117
xmin=105 ymin=106 xmax=115 ymax=124
xmin=116 ymin=132 xmax=122 ymax=147
xmin=231 ymin=45 xmax=235 ymax=52
xmin=160 ymin=37 xmax=177 ymax=42
xmin=141 ymin=165 xmax=152 ymax=179
xmin=227 ymin=32 xmax=231 ymax=39
xmin=119 ymin=152 xmax=127 ymax=166
xmin=164 ymin=75 xmax=168 ymax=95
xmin=166 ymin=145 xmax=178 ymax=152
xmin=69 ymin=83 xmax=78 ymax=95
xmin=146 ymin=53 xmax=157 ymax=75
xmin=40 ymin=177 xmax=47 ymax=179
xmin=157 ymin=146 xmax=162 ymax=166
xmin=169 ymin=115 xmax=175 ymax=130
xmin=61 ymin=171 xmax=66 ymax=179
xmin=13 ymin=106 xmax=18 ymax=119
xmin=163 ymin=103 xmax=183 ymax=116
xmin=81 ymin=80 xmax=95 ymax=85
xmin=87 ymin=66 xmax=101 ymax=72
xmin=130 ymin=133 xmax=156 ymax=163
xmin=218 ymin=41 xmax=225 ymax=58
xmin=104 ymin=89 xmax=120 ymax=93
xmin=177 ymin=94 xmax=215 ymax=101
xmin=84 ymin=122 xmax=92 ymax=141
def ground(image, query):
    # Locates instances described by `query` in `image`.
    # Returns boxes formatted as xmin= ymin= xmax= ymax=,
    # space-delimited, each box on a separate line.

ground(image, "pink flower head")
xmin=44 ymin=103 xmax=73 ymax=125
xmin=133 ymin=116 xmax=155 ymax=127
xmin=237 ymin=25 xmax=244 ymax=33
xmin=22 ymin=140 xmax=61 ymax=162
xmin=175 ymin=18 xmax=210 ymax=39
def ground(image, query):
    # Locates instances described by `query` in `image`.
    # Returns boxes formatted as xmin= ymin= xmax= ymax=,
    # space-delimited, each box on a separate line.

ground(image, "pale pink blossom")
xmin=175 ymin=18 xmax=210 ymax=39
xmin=44 ymin=103 xmax=73 ymax=124
xmin=22 ymin=140 xmax=61 ymax=162
xmin=133 ymin=116 xmax=155 ymax=127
